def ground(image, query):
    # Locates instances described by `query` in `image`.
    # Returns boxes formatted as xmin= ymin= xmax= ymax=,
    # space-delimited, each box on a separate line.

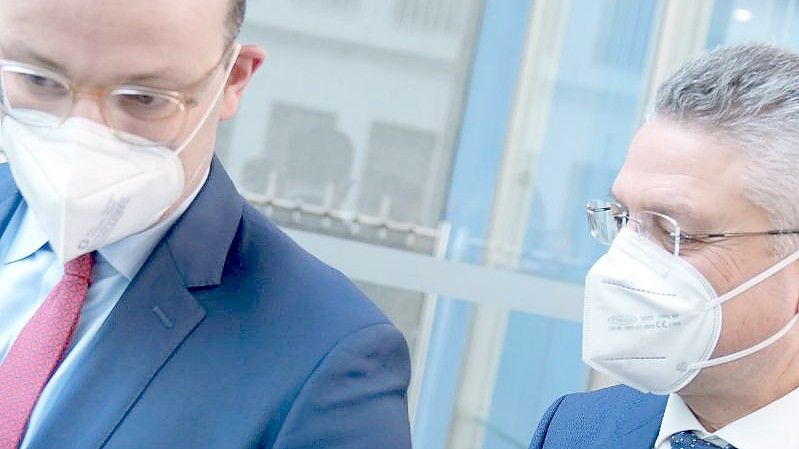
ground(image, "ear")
xmin=219 ymin=44 xmax=266 ymax=121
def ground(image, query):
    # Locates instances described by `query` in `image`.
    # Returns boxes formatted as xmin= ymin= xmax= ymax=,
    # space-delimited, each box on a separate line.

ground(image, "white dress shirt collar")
xmin=656 ymin=386 xmax=799 ymax=449
xmin=3 ymin=205 xmax=48 ymax=264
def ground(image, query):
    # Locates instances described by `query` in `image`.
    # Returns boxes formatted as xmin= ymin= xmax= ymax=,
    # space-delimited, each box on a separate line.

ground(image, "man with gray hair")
xmin=529 ymin=43 xmax=799 ymax=449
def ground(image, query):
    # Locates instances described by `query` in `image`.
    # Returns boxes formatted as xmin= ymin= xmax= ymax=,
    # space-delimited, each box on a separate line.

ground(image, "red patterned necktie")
xmin=0 ymin=252 xmax=95 ymax=449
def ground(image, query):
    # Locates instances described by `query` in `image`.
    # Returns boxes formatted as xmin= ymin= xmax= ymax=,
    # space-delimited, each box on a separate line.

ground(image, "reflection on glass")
xmin=220 ymin=0 xmax=481 ymax=229
xmin=707 ymin=0 xmax=799 ymax=50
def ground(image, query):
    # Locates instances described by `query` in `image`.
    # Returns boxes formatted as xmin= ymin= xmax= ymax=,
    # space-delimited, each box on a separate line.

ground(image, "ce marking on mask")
xmin=607 ymin=314 xmax=682 ymax=331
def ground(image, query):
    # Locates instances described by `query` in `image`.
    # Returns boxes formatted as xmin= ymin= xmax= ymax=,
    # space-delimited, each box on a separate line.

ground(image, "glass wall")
xmin=707 ymin=0 xmax=799 ymax=49
xmin=219 ymin=0 xmax=481 ymax=228
xmin=216 ymin=1 xmax=799 ymax=448
xmin=417 ymin=1 xmax=662 ymax=448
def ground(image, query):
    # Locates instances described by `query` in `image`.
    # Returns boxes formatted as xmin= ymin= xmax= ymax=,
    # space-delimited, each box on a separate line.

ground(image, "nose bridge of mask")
xmin=613 ymin=229 xmax=674 ymax=278
xmin=63 ymin=117 xmax=137 ymax=155
xmin=15 ymin=117 xmax=155 ymax=194
xmin=614 ymin=228 xmax=718 ymax=300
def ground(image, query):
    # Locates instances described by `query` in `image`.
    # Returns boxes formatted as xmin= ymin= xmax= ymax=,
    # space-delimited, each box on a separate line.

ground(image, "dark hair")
xmin=227 ymin=0 xmax=246 ymax=44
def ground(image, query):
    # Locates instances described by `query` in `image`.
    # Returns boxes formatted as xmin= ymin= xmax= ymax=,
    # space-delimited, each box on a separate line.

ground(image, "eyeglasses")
xmin=0 ymin=47 xmax=233 ymax=147
xmin=586 ymin=199 xmax=799 ymax=256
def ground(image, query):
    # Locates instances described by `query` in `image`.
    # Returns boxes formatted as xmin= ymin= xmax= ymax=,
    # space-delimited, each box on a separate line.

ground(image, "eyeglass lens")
xmin=0 ymin=66 xmax=187 ymax=146
xmin=586 ymin=200 xmax=680 ymax=255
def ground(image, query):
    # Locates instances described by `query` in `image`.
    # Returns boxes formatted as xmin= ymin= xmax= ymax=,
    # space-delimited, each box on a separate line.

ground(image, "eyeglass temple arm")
xmin=683 ymin=229 xmax=799 ymax=239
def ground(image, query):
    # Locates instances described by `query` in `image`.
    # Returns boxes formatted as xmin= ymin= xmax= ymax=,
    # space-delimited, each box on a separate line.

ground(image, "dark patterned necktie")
xmin=671 ymin=430 xmax=737 ymax=449
xmin=0 ymin=252 xmax=95 ymax=449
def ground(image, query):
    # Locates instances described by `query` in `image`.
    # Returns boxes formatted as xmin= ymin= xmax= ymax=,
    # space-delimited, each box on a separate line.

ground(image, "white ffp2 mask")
xmin=2 ymin=116 xmax=185 ymax=263
xmin=0 ymin=45 xmax=241 ymax=263
xmin=583 ymin=228 xmax=799 ymax=394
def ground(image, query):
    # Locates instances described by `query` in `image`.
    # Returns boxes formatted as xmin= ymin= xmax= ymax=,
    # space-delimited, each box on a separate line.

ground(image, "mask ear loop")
xmin=697 ymin=249 xmax=799 ymax=312
xmin=153 ymin=44 xmax=242 ymax=221
xmin=178 ymin=44 xmax=242 ymax=187
xmin=174 ymin=43 xmax=242 ymax=157
xmin=677 ymin=249 xmax=799 ymax=372
xmin=679 ymin=314 xmax=799 ymax=372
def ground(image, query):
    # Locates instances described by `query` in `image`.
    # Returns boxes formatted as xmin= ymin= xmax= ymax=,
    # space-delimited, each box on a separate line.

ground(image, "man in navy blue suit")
xmin=531 ymin=44 xmax=799 ymax=449
xmin=0 ymin=0 xmax=412 ymax=448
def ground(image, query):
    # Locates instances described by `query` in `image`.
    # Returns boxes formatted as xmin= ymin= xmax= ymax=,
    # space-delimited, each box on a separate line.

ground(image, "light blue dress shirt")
xmin=0 ymin=172 xmax=206 ymax=448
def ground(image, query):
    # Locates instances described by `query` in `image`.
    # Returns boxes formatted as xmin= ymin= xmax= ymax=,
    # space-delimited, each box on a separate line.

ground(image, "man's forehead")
xmin=612 ymin=119 xmax=746 ymax=223
xmin=0 ymin=0 xmax=229 ymax=82
xmin=0 ymin=0 xmax=203 ymax=29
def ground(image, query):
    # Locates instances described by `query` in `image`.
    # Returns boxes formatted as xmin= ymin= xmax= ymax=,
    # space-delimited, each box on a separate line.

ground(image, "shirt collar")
xmin=90 ymin=168 xmax=210 ymax=280
xmin=100 ymin=204 xmax=181 ymax=280
xmin=3 ymin=167 xmax=209 ymax=279
xmin=4 ymin=202 xmax=48 ymax=264
xmin=656 ymin=388 xmax=799 ymax=449
xmin=655 ymin=394 xmax=731 ymax=448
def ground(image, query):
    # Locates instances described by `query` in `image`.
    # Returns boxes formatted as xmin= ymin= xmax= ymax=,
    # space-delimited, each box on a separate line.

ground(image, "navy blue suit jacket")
xmin=0 ymin=159 xmax=413 ymax=448
xmin=529 ymin=385 xmax=668 ymax=449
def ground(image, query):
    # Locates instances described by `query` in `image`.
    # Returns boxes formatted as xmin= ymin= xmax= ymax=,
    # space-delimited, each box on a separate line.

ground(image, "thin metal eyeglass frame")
xmin=586 ymin=201 xmax=799 ymax=256
xmin=0 ymin=46 xmax=233 ymax=146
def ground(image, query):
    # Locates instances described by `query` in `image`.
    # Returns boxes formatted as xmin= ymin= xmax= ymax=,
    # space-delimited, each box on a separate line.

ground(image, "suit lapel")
xmin=0 ymin=164 xmax=22 ymax=234
xmin=598 ymin=393 xmax=667 ymax=449
xmin=28 ymin=157 xmax=244 ymax=448
xmin=28 ymin=243 xmax=207 ymax=448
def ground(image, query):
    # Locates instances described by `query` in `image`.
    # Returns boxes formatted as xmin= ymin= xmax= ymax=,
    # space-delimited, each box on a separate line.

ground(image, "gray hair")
xmin=653 ymin=43 xmax=799 ymax=257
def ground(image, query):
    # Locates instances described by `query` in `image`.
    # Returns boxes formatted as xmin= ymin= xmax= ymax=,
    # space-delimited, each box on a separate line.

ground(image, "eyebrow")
xmin=124 ymin=72 xmax=186 ymax=90
xmin=610 ymin=188 xmax=701 ymax=227
xmin=0 ymin=41 xmax=183 ymax=89
xmin=0 ymin=42 xmax=67 ymax=73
